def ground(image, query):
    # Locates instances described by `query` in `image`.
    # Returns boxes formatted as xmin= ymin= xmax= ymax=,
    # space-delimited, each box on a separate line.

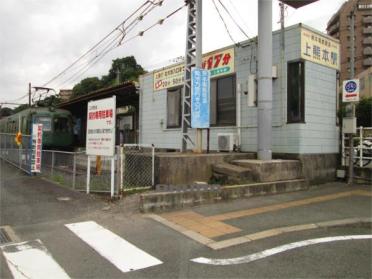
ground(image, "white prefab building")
xmin=139 ymin=24 xmax=341 ymax=182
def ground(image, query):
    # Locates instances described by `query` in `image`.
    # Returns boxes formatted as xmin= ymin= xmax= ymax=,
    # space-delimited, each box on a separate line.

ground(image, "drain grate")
xmin=0 ymin=227 xmax=12 ymax=245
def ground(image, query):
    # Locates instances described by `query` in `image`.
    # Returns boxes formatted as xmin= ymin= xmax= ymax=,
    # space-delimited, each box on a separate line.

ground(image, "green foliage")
xmin=0 ymin=107 xmax=13 ymax=117
xmin=37 ymin=95 xmax=61 ymax=107
xmin=72 ymin=56 xmax=145 ymax=98
xmin=72 ymin=77 xmax=102 ymax=97
xmin=356 ymin=97 xmax=372 ymax=127
xmin=13 ymin=104 xmax=29 ymax=114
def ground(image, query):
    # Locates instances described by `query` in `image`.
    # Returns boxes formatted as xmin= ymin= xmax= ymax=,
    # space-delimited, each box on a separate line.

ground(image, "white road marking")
xmin=65 ymin=221 xmax=162 ymax=273
xmin=1 ymin=239 xmax=70 ymax=279
xmin=191 ymin=235 xmax=372 ymax=265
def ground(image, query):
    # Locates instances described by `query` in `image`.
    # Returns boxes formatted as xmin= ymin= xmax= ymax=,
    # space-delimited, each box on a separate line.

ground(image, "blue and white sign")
xmin=342 ymin=79 xmax=360 ymax=103
xmin=191 ymin=68 xmax=210 ymax=128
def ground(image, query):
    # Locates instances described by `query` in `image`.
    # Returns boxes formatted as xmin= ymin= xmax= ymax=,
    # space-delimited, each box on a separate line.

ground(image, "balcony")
xmin=364 ymin=46 xmax=372 ymax=56
xmin=363 ymin=27 xmax=372 ymax=34
xmin=363 ymin=16 xmax=372 ymax=24
xmin=363 ymin=57 xmax=372 ymax=66
xmin=363 ymin=36 xmax=372 ymax=45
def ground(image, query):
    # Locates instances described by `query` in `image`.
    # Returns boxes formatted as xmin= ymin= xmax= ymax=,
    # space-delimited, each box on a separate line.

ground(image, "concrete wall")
xmin=139 ymin=24 xmax=339 ymax=155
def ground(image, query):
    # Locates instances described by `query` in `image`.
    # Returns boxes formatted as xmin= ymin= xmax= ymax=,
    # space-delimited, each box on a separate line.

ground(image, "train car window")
xmin=54 ymin=117 xmax=70 ymax=133
xmin=34 ymin=116 xmax=52 ymax=131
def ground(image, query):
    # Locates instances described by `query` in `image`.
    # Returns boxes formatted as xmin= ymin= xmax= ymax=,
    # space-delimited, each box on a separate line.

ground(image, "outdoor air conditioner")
xmin=217 ymin=133 xmax=238 ymax=152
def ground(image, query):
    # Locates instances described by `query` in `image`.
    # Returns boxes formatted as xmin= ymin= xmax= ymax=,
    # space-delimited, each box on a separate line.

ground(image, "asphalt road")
xmin=1 ymin=159 xmax=371 ymax=279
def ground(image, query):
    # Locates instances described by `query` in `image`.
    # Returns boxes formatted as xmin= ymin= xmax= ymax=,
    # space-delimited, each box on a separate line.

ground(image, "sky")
xmin=0 ymin=0 xmax=346 ymax=107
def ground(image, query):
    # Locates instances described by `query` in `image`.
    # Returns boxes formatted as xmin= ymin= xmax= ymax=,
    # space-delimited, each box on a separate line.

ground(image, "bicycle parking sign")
xmin=342 ymin=79 xmax=360 ymax=103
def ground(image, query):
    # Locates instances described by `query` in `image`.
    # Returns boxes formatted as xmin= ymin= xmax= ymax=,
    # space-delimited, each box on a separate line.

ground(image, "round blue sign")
xmin=345 ymin=81 xmax=357 ymax=93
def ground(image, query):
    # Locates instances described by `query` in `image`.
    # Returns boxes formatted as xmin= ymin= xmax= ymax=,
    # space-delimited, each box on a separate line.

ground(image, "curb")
xmin=140 ymin=179 xmax=308 ymax=213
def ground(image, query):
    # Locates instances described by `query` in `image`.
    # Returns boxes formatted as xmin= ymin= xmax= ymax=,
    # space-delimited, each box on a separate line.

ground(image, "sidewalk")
xmin=147 ymin=182 xmax=372 ymax=249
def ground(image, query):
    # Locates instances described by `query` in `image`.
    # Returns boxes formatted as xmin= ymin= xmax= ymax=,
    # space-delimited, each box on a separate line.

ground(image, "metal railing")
xmin=342 ymin=127 xmax=372 ymax=168
xmin=0 ymin=133 xmax=32 ymax=174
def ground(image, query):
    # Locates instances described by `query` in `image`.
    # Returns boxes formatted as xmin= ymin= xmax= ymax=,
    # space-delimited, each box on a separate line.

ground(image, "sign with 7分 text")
xmin=86 ymin=96 xmax=116 ymax=156
xmin=191 ymin=68 xmax=210 ymax=128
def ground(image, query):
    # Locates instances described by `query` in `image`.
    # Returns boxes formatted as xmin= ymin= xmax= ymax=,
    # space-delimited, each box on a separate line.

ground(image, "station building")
xmin=138 ymin=23 xmax=341 ymax=182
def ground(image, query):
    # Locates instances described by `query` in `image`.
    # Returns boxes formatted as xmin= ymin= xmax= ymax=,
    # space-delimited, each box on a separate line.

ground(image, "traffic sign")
xmin=342 ymin=79 xmax=360 ymax=103
xmin=191 ymin=68 xmax=210 ymax=128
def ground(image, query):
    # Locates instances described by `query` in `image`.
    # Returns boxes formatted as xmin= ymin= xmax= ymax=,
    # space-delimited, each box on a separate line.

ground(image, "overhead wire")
xmin=211 ymin=0 xmax=239 ymax=46
xmin=57 ymin=2 xmax=187 ymax=89
xmin=217 ymin=0 xmax=250 ymax=39
xmin=42 ymin=0 xmax=164 ymax=88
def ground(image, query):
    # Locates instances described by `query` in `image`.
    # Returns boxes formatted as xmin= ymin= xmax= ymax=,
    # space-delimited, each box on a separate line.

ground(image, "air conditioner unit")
xmin=217 ymin=133 xmax=238 ymax=152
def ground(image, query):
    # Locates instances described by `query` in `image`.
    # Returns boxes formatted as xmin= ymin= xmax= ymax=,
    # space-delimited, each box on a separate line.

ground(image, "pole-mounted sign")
xmin=191 ymin=68 xmax=210 ymax=128
xmin=342 ymin=79 xmax=360 ymax=103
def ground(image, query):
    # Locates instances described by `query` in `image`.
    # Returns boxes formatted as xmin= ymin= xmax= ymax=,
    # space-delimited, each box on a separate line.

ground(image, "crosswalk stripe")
xmin=1 ymin=239 xmax=70 ymax=279
xmin=65 ymin=221 xmax=162 ymax=273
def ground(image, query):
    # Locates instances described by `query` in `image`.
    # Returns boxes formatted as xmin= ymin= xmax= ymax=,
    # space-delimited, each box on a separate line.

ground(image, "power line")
xmin=211 ymin=0 xmax=239 ymax=46
xmin=56 ymin=2 xmax=187 ymax=89
xmin=42 ymin=0 xmax=164 ymax=88
xmin=217 ymin=0 xmax=250 ymax=39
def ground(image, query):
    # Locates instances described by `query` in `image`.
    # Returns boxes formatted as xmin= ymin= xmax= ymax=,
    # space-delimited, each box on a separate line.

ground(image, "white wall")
xmin=139 ymin=24 xmax=339 ymax=154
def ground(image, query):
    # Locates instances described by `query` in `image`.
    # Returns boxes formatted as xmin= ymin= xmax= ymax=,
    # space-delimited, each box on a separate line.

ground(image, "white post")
xmin=86 ymin=156 xmax=90 ymax=194
xmin=359 ymin=126 xmax=363 ymax=167
xmin=120 ymin=146 xmax=124 ymax=191
xmin=111 ymin=156 xmax=115 ymax=198
xmin=151 ymin=145 xmax=155 ymax=186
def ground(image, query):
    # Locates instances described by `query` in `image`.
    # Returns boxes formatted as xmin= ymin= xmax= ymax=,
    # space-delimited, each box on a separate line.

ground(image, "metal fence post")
xmin=72 ymin=152 xmax=76 ymax=189
xmin=121 ymin=146 xmax=125 ymax=191
xmin=341 ymin=132 xmax=345 ymax=166
xmin=51 ymin=151 xmax=55 ymax=177
xmin=110 ymin=156 xmax=115 ymax=198
xmin=86 ymin=156 xmax=90 ymax=194
xmin=359 ymin=126 xmax=363 ymax=167
xmin=152 ymin=144 xmax=155 ymax=186
xmin=115 ymin=146 xmax=121 ymax=195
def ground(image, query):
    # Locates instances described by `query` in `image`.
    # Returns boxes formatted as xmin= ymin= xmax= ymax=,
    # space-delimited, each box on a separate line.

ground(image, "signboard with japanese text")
xmin=342 ymin=79 xmax=360 ymax=102
xmin=31 ymin=123 xmax=43 ymax=173
xmin=86 ymin=96 xmax=116 ymax=156
xmin=301 ymin=27 xmax=340 ymax=70
xmin=191 ymin=69 xmax=210 ymax=128
xmin=153 ymin=48 xmax=234 ymax=91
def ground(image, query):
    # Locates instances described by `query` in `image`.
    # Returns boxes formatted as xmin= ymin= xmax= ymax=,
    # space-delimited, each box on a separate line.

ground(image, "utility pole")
xmin=181 ymin=0 xmax=202 ymax=152
xmin=257 ymin=0 xmax=273 ymax=160
xmin=28 ymin=82 xmax=31 ymax=107
xmin=347 ymin=7 xmax=356 ymax=184
xmin=116 ymin=69 xmax=121 ymax=85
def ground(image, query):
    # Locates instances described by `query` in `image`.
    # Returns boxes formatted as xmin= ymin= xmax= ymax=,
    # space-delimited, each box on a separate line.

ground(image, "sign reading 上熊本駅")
xmin=301 ymin=27 xmax=340 ymax=70
xmin=153 ymin=48 xmax=234 ymax=91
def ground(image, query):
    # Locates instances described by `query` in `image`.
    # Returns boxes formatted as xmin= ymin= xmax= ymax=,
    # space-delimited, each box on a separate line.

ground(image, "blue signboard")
xmin=191 ymin=68 xmax=210 ymax=128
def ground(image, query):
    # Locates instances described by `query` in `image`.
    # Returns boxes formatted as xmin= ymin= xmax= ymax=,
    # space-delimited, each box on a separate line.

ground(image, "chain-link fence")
xmin=41 ymin=150 xmax=119 ymax=196
xmin=120 ymin=144 xmax=155 ymax=191
xmin=0 ymin=133 xmax=32 ymax=174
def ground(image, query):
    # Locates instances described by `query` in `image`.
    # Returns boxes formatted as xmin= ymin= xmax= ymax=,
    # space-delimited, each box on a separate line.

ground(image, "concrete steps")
xmin=211 ymin=159 xmax=303 ymax=184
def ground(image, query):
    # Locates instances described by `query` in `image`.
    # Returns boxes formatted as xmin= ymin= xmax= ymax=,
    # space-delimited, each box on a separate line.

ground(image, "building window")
xmin=166 ymin=87 xmax=182 ymax=128
xmin=210 ymin=75 xmax=236 ymax=126
xmin=287 ymin=61 xmax=305 ymax=123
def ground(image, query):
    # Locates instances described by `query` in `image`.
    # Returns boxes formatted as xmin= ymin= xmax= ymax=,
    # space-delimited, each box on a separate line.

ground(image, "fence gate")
xmin=120 ymin=144 xmax=155 ymax=191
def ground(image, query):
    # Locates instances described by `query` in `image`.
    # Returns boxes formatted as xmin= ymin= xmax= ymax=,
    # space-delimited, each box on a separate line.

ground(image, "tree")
xmin=72 ymin=77 xmax=102 ymax=97
xmin=356 ymin=97 xmax=372 ymax=127
xmin=0 ymin=107 xmax=13 ymax=117
xmin=13 ymin=104 xmax=29 ymax=113
xmin=101 ymin=56 xmax=145 ymax=87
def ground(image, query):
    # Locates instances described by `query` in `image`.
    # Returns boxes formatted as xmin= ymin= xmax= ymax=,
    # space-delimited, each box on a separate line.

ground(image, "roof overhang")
xmin=280 ymin=0 xmax=319 ymax=9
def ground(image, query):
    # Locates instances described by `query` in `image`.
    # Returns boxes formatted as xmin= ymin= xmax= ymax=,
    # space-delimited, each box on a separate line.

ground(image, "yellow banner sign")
xmin=301 ymin=27 xmax=340 ymax=70
xmin=153 ymin=48 xmax=234 ymax=91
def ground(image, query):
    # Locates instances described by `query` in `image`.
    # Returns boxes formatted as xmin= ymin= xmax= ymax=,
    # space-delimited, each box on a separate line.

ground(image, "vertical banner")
xmin=191 ymin=68 xmax=210 ymax=128
xmin=86 ymin=96 xmax=116 ymax=156
xmin=31 ymin=123 xmax=43 ymax=173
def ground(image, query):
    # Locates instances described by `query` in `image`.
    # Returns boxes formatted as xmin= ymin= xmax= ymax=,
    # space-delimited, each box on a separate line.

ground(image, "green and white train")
xmin=0 ymin=107 xmax=74 ymax=149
